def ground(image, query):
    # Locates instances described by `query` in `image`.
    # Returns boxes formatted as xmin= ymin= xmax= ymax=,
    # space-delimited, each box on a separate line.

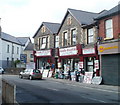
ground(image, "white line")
xmin=47 ymin=88 xmax=59 ymax=91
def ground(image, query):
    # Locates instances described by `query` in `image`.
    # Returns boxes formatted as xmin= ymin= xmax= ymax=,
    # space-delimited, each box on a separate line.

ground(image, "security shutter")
xmin=101 ymin=54 xmax=120 ymax=86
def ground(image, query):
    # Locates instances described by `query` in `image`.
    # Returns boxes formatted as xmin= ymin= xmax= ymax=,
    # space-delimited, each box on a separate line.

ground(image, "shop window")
xmin=105 ymin=19 xmax=113 ymax=39
xmin=86 ymin=57 xmax=94 ymax=72
xmin=63 ymin=32 xmax=68 ymax=46
xmin=71 ymin=29 xmax=77 ymax=45
xmin=88 ymin=28 xmax=94 ymax=44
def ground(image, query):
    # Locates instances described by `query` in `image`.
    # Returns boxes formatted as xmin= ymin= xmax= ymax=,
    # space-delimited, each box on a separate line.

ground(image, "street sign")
xmin=20 ymin=54 xmax=27 ymax=63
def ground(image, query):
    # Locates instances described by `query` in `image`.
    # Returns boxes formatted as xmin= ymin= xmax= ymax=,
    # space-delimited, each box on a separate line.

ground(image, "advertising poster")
xmin=83 ymin=72 xmax=93 ymax=84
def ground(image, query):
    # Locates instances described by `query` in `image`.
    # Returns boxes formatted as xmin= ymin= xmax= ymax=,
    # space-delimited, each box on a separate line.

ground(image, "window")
xmin=105 ymin=19 xmax=113 ymax=38
xmin=7 ymin=45 xmax=9 ymax=53
xmin=41 ymin=26 xmax=46 ymax=33
xmin=67 ymin=17 xmax=71 ymax=25
xmin=41 ymin=37 xmax=47 ymax=49
xmin=88 ymin=28 xmax=94 ymax=44
xmin=71 ymin=29 xmax=77 ymax=45
xmin=63 ymin=32 xmax=68 ymax=46
xmin=30 ymin=54 xmax=33 ymax=58
xmin=17 ymin=47 xmax=19 ymax=54
xmin=7 ymin=57 xmax=9 ymax=66
xmin=55 ymin=36 xmax=59 ymax=48
xmin=12 ymin=46 xmax=14 ymax=54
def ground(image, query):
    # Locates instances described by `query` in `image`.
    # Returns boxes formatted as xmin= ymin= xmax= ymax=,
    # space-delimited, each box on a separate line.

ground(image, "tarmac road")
xmin=2 ymin=75 xmax=120 ymax=104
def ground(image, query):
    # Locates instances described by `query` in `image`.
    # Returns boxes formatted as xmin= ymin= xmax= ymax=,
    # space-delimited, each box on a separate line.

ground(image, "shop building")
xmin=33 ymin=22 xmax=60 ymax=70
xmin=95 ymin=4 xmax=120 ymax=85
xmin=58 ymin=8 xmax=99 ymax=77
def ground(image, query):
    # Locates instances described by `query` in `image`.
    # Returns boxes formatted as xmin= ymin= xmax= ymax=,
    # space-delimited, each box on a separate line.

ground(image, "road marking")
xmin=80 ymin=95 xmax=106 ymax=103
xmin=47 ymin=88 xmax=59 ymax=91
xmin=66 ymin=83 xmax=119 ymax=94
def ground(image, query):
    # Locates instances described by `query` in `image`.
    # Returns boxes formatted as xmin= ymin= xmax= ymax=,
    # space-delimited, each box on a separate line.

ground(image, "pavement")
xmin=47 ymin=77 xmax=120 ymax=94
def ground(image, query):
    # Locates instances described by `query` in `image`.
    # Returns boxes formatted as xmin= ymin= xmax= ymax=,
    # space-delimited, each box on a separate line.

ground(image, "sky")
xmin=0 ymin=0 xmax=119 ymax=42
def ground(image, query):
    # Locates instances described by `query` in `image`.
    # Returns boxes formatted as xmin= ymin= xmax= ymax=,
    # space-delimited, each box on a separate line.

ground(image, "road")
xmin=2 ymin=75 xmax=119 ymax=104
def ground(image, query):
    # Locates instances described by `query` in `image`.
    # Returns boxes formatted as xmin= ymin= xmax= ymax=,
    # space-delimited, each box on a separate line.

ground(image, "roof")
xmin=24 ymin=43 xmax=34 ymax=51
xmin=33 ymin=22 xmax=60 ymax=38
xmin=1 ymin=32 xmax=22 ymax=45
xmin=95 ymin=4 xmax=120 ymax=20
xmin=68 ymin=8 xmax=98 ymax=25
xmin=17 ymin=37 xmax=31 ymax=45
xmin=58 ymin=8 xmax=98 ymax=33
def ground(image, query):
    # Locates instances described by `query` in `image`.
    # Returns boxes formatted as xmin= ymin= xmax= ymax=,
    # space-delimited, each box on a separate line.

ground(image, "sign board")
xmin=83 ymin=72 xmax=93 ymax=84
xmin=59 ymin=46 xmax=78 ymax=56
xmin=94 ymin=60 xmax=99 ymax=69
xmin=78 ymin=62 xmax=83 ymax=69
xmin=82 ymin=48 xmax=95 ymax=55
xmin=35 ymin=50 xmax=51 ymax=57
xmin=42 ymin=69 xmax=49 ymax=77
xmin=98 ymin=42 xmax=120 ymax=55
xmin=20 ymin=54 xmax=27 ymax=63
xmin=91 ymin=76 xmax=102 ymax=85
xmin=48 ymin=71 xmax=53 ymax=77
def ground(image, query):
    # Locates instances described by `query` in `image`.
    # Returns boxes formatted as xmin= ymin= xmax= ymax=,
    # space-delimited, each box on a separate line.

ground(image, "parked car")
xmin=0 ymin=67 xmax=4 ymax=74
xmin=19 ymin=69 xmax=42 ymax=80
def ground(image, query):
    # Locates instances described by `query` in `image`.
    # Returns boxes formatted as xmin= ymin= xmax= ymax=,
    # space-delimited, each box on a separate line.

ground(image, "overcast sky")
xmin=0 ymin=0 xmax=119 ymax=42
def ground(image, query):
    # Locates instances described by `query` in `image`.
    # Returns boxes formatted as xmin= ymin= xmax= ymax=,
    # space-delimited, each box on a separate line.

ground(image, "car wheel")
xmin=29 ymin=75 xmax=33 ymax=80
xmin=19 ymin=75 xmax=23 ymax=79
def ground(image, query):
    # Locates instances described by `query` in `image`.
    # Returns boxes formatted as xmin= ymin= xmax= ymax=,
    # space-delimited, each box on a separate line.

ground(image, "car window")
xmin=33 ymin=69 xmax=40 ymax=73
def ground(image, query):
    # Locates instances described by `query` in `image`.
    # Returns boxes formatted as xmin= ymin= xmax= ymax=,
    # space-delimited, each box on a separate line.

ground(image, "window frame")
xmin=55 ymin=35 xmax=59 ymax=48
xmin=87 ymin=28 xmax=94 ymax=44
xmin=63 ymin=31 xmax=68 ymax=46
xmin=105 ymin=19 xmax=113 ymax=39
xmin=71 ymin=28 xmax=77 ymax=45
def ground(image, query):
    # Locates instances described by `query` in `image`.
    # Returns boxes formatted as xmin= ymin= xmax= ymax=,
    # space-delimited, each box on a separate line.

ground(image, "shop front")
xmin=80 ymin=45 xmax=99 ymax=83
xmin=98 ymin=42 xmax=120 ymax=86
xmin=34 ymin=49 xmax=55 ymax=70
xmin=58 ymin=44 xmax=82 ymax=80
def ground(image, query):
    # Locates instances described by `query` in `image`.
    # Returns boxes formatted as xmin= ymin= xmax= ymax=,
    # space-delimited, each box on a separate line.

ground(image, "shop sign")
xmin=98 ymin=42 xmax=120 ymax=55
xmin=83 ymin=72 xmax=93 ymax=84
xmin=82 ymin=48 xmax=95 ymax=55
xmin=59 ymin=46 xmax=78 ymax=56
xmin=78 ymin=62 xmax=83 ymax=69
xmin=94 ymin=60 xmax=99 ymax=69
xmin=35 ymin=50 xmax=51 ymax=57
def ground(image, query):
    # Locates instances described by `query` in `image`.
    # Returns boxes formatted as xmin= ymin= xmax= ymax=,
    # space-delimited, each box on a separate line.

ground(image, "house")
xmin=95 ymin=4 xmax=120 ymax=85
xmin=0 ymin=31 xmax=31 ymax=68
xmin=33 ymin=22 xmax=60 ymax=70
xmin=58 ymin=8 xmax=100 ymax=78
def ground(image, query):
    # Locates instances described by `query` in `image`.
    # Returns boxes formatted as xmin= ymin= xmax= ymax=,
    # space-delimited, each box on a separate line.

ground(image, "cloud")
xmin=0 ymin=0 xmax=119 ymax=40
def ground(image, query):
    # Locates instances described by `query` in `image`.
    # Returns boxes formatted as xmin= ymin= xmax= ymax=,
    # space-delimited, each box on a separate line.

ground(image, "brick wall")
xmin=98 ymin=14 xmax=120 ymax=39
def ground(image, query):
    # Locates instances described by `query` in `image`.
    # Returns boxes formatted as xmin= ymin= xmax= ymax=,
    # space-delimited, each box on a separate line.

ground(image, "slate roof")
xmin=95 ymin=4 xmax=120 ymax=20
xmin=68 ymin=8 xmax=98 ymax=25
xmin=1 ymin=32 xmax=21 ymax=45
xmin=24 ymin=43 xmax=34 ymax=51
xmin=17 ymin=37 xmax=31 ymax=45
xmin=33 ymin=22 xmax=60 ymax=38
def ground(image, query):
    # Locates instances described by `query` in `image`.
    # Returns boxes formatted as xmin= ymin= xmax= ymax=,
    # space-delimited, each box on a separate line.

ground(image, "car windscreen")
xmin=33 ymin=69 xmax=40 ymax=73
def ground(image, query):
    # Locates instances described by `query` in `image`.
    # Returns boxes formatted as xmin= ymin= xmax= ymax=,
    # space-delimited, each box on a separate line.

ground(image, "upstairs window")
xmin=63 ymin=32 xmax=68 ymax=46
xmin=55 ymin=36 xmax=59 ymax=48
xmin=41 ymin=37 xmax=47 ymax=49
xmin=105 ymin=19 xmax=113 ymax=39
xmin=41 ymin=26 xmax=46 ymax=33
xmin=7 ymin=45 xmax=9 ymax=53
xmin=88 ymin=28 xmax=94 ymax=44
xmin=17 ymin=47 xmax=19 ymax=54
xmin=67 ymin=16 xmax=71 ymax=25
xmin=71 ymin=29 xmax=77 ymax=45
xmin=12 ymin=46 xmax=14 ymax=54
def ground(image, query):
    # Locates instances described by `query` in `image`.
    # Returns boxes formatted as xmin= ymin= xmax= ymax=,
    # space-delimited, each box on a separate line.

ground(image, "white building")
xmin=0 ymin=32 xmax=31 ymax=68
